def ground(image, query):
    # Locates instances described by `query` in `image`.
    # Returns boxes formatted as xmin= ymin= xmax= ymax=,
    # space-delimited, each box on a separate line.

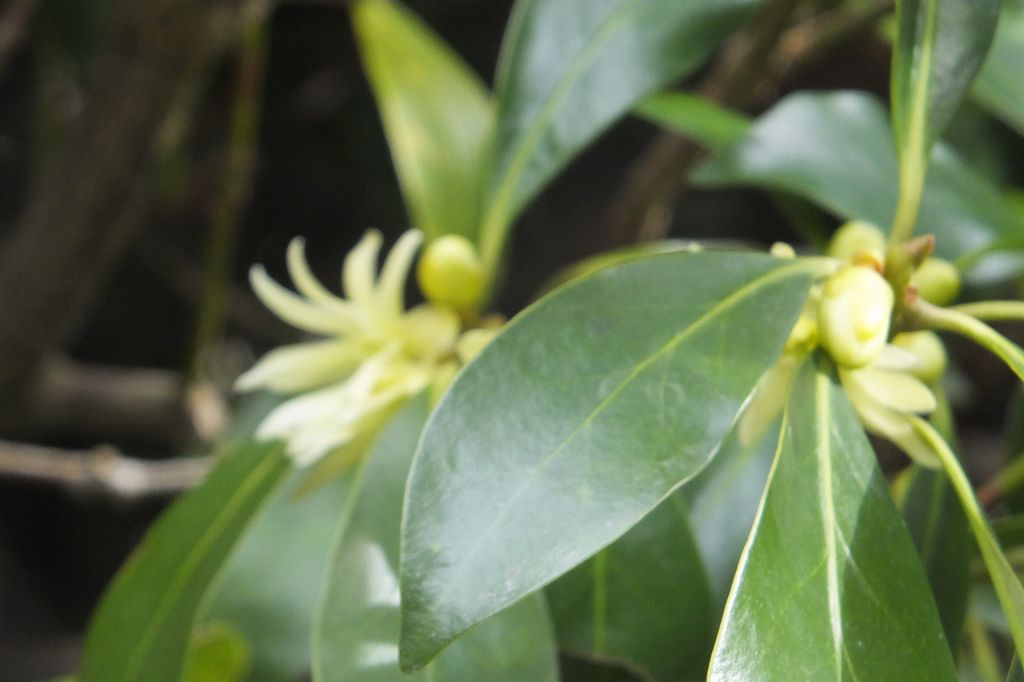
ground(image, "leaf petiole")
xmin=912 ymin=300 xmax=1024 ymax=382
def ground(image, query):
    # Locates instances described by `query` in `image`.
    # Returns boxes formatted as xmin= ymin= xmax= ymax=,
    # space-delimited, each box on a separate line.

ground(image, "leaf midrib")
xmin=428 ymin=260 xmax=813 ymax=612
xmin=815 ymin=372 xmax=843 ymax=682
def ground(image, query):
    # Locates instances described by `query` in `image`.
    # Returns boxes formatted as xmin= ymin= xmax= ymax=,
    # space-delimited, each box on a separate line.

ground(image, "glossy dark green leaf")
xmin=973 ymin=3 xmax=1024 ymax=135
xmin=635 ymin=91 xmax=751 ymax=152
xmin=891 ymin=0 xmax=1000 ymax=163
xmin=898 ymin=466 xmax=970 ymax=652
xmin=201 ymin=468 xmax=349 ymax=680
xmin=400 ymin=252 xmax=822 ymax=668
xmin=353 ymin=0 xmax=494 ymax=241
xmin=315 ymin=399 xmax=559 ymax=681
xmin=695 ymin=91 xmax=1024 ymax=282
xmin=709 ymin=363 xmax=957 ymax=680
xmin=547 ymin=491 xmax=714 ymax=681
xmin=685 ymin=421 xmax=779 ymax=607
xmin=81 ymin=441 xmax=290 ymax=682
xmin=479 ymin=0 xmax=758 ymax=269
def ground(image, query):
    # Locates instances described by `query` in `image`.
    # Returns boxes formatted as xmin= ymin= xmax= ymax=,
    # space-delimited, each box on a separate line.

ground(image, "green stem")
xmin=889 ymin=0 xmax=938 ymax=248
xmin=952 ymin=301 xmax=1024 ymax=323
xmin=911 ymin=417 xmax=1024 ymax=660
xmin=912 ymin=300 xmax=1024 ymax=382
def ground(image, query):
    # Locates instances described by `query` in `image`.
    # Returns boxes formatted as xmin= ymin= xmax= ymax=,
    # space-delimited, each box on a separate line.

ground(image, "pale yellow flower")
xmin=237 ymin=229 xmax=461 ymax=466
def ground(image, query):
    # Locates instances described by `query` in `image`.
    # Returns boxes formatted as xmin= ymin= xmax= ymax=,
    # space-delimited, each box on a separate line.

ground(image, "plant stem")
xmin=911 ymin=300 xmax=1024 ymax=382
xmin=965 ymin=616 xmax=1003 ymax=682
xmin=978 ymin=451 xmax=1024 ymax=508
xmin=952 ymin=301 xmax=1024 ymax=323
xmin=912 ymin=417 xmax=1024 ymax=663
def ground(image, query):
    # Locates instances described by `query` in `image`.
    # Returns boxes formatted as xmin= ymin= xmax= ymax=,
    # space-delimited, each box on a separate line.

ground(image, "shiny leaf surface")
xmin=479 ymin=0 xmax=757 ymax=268
xmin=400 ymin=252 xmax=821 ymax=668
xmin=973 ymin=3 xmax=1024 ymax=135
xmin=81 ymin=442 xmax=290 ymax=682
xmin=709 ymin=364 xmax=957 ymax=680
xmin=315 ymin=400 xmax=559 ymax=681
xmin=547 ymin=491 xmax=714 ymax=681
xmin=353 ymin=0 xmax=494 ymax=241
xmin=695 ymin=91 xmax=1024 ymax=282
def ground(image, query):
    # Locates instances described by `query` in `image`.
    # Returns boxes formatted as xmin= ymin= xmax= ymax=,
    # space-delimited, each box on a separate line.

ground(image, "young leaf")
xmin=889 ymin=0 xmax=1000 ymax=241
xmin=478 ymin=0 xmax=758 ymax=270
xmin=399 ymin=252 xmax=822 ymax=668
xmin=973 ymin=3 xmax=1024 ymax=136
xmin=635 ymin=92 xmax=752 ymax=152
xmin=352 ymin=0 xmax=494 ymax=242
xmin=709 ymin=364 xmax=957 ymax=680
xmin=201 ymin=468 xmax=350 ymax=681
xmin=695 ymin=91 xmax=1024 ymax=283
xmin=81 ymin=441 xmax=290 ymax=682
xmin=314 ymin=399 xmax=559 ymax=681
xmin=546 ymin=491 xmax=714 ymax=681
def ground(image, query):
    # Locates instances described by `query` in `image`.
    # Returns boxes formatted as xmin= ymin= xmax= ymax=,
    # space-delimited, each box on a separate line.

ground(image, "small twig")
xmin=0 ymin=440 xmax=212 ymax=499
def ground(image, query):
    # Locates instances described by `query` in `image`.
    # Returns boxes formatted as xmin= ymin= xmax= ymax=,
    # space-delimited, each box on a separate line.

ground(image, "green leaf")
xmin=399 ymin=251 xmax=822 ymax=668
xmin=81 ymin=441 xmax=290 ymax=682
xmin=352 ymin=0 xmax=494 ymax=242
xmin=546 ymin=491 xmax=714 ymax=681
xmin=973 ymin=3 xmax=1024 ymax=136
xmin=912 ymin=417 xmax=1024 ymax=663
xmin=891 ymin=0 xmax=1001 ymax=158
xmin=479 ymin=0 xmax=758 ymax=270
xmin=314 ymin=399 xmax=559 ymax=681
xmin=695 ymin=91 xmax=1024 ymax=283
xmin=709 ymin=363 xmax=957 ymax=680
xmin=897 ymin=466 xmax=970 ymax=652
xmin=889 ymin=0 xmax=1001 ymax=241
xmin=686 ymin=421 xmax=779 ymax=607
xmin=201 ymin=469 xmax=349 ymax=681
xmin=635 ymin=91 xmax=752 ymax=152
xmin=1008 ymin=655 xmax=1024 ymax=682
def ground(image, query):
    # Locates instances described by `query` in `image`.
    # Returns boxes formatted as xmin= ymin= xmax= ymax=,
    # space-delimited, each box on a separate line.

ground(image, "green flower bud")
xmin=818 ymin=265 xmax=893 ymax=368
xmin=891 ymin=331 xmax=947 ymax=382
xmin=827 ymin=220 xmax=886 ymax=262
xmin=417 ymin=235 xmax=486 ymax=313
xmin=911 ymin=257 xmax=960 ymax=306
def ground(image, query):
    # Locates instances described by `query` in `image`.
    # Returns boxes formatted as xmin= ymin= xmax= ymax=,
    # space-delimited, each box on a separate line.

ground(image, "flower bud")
xmin=417 ymin=235 xmax=486 ymax=313
xmin=818 ymin=265 xmax=893 ymax=368
xmin=911 ymin=257 xmax=960 ymax=306
xmin=891 ymin=331 xmax=947 ymax=382
xmin=827 ymin=220 xmax=886 ymax=263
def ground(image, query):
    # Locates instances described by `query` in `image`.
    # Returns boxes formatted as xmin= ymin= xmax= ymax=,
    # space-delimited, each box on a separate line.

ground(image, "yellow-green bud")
xmin=827 ymin=220 xmax=886 ymax=262
xmin=770 ymin=242 xmax=796 ymax=259
xmin=818 ymin=265 xmax=894 ymax=368
xmin=417 ymin=235 xmax=486 ymax=313
xmin=891 ymin=331 xmax=947 ymax=382
xmin=911 ymin=257 xmax=960 ymax=306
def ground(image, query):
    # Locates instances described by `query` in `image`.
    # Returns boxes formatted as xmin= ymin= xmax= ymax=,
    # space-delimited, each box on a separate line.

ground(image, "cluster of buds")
xmin=743 ymin=221 xmax=959 ymax=467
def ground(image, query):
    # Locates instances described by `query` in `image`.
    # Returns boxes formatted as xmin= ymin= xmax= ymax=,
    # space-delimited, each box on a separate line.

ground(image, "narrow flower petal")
xmin=841 ymin=370 xmax=940 ymax=467
xmin=455 ymin=327 xmax=499 ymax=365
xmin=376 ymin=230 xmax=423 ymax=315
xmin=343 ymin=230 xmax=383 ymax=306
xmin=250 ymin=265 xmax=352 ymax=335
xmin=873 ymin=343 xmax=922 ymax=372
xmin=235 ymin=338 xmax=366 ymax=394
xmin=845 ymin=366 xmax=937 ymax=414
